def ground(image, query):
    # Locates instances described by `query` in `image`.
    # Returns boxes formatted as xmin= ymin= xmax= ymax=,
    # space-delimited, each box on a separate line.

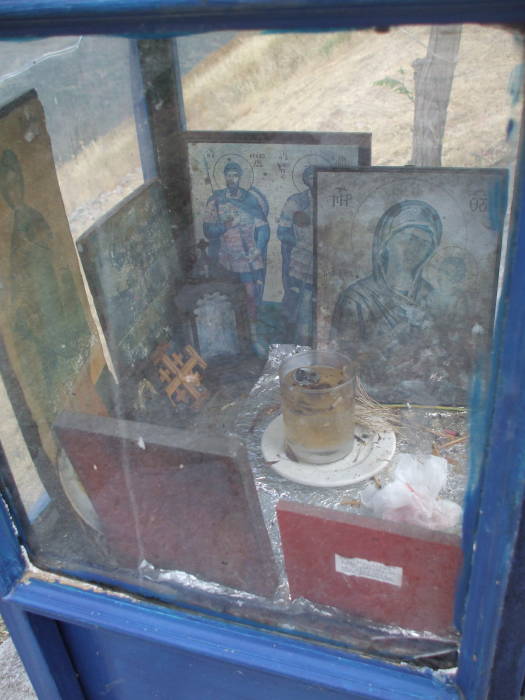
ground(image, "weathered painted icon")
xmin=331 ymin=200 xmax=442 ymax=345
xmin=77 ymin=180 xmax=183 ymax=378
xmin=203 ymin=158 xmax=270 ymax=355
xmin=185 ymin=132 xmax=371 ymax=352
xmin=316 ymin=167 xmax=508 ymax=405
xmin=0 ymin=92 xmax=102 ymax=450
xmin=0 ymin=91 xmax=104 ymax=510
xmin=1 ymin=147 xmax=92 ymax=420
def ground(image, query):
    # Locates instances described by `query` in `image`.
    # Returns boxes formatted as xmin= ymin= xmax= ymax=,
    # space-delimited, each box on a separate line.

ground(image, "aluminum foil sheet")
xmin=141 ymin=345 xmax=467 ymax=666
xmin=239 ymin=345 xmax=467 ymax=534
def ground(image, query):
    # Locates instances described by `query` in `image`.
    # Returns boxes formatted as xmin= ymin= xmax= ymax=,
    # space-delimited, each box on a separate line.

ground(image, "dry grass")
xmin=56 ymin=118 xmax=143 ymax=238
xmin=183 ymin=25 xmax=522 ymax=169
xmin=55 ymin=26 xmax=522 ymax=236
xmin=355 ymin=377 xmax=402 ymax=434
xmin=183 ymin=30 xmax=358 ymax=132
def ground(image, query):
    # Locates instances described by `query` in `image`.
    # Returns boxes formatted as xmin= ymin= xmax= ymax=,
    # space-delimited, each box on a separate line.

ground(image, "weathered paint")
xmin=454 ymin=365 xmax=488 ymax=628
xmin=0 ymin=0 xmax=522 ymax=38
xmin=489 ymin=174 xmax=509 ymax=233
xmin=0 ymin=493 xmax=24 ymax=597
xmin=0 ymin=598 xmax=85 ymax=699
xmin=457 ymin=111 xmax=525 ymax=697
xmin=5 ymin=577 xmax=460 ymax=699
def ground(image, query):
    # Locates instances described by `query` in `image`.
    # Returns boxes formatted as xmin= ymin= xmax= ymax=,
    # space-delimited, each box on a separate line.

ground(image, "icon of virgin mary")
xmin=331 ymin=200 xmax=444 ymax=402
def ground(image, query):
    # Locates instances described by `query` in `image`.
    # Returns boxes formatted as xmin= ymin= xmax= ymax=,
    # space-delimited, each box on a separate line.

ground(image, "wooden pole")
xmin=411 ymin=25 xmax=462 ymax=166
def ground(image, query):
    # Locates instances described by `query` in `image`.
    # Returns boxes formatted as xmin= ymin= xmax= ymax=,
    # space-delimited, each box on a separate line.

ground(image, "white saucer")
xmin=261 ymin=415 xmax=396 ymax=488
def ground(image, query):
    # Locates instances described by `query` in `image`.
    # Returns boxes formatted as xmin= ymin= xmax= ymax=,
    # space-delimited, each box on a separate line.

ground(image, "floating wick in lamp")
xmin=279 ymin=349 xmax=356 ymax=465
xmin=260 ymin=353 xmax=397 ymax=487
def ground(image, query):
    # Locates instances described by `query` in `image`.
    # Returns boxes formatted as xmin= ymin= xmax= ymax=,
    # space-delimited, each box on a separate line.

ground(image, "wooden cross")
xmin=154 ymin=344 xmax=209 ymax=408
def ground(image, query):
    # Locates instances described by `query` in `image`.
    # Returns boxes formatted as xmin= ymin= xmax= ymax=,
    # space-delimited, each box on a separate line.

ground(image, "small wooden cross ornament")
xmin=153 ymin=344 xmax=209 ymax=408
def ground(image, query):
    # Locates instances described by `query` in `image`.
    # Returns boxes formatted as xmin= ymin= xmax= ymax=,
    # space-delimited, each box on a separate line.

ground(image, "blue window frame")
xmin=0 ymin=2 xmax=524 ymax=698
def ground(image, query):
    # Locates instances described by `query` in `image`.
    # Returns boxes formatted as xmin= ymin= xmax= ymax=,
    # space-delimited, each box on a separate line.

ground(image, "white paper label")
xmin=334 ymin=553 xmax=403 ymax=587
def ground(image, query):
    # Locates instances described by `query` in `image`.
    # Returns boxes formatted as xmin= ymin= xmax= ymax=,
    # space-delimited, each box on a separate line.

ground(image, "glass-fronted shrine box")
xmin=0 ymin=3 xmax=524 ymax=699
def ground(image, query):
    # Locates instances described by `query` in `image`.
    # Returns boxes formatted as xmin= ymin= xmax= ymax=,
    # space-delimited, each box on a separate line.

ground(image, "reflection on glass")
xmin=0 ymin=24 xmax=522 ymax=668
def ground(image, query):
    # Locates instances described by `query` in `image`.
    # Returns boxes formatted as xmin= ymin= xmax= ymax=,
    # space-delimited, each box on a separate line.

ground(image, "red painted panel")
xmin=55 ymin=411 xmax=278 ymax=597
xmin=277 ymin=500 xmax=462 ymax=634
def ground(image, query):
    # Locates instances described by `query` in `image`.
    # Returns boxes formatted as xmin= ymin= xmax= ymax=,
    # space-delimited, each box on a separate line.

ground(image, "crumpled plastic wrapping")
xmin=361 ymin=453 xmax=463 ymax=530
xmin=141 ymin=345 xmax=467 ymax=666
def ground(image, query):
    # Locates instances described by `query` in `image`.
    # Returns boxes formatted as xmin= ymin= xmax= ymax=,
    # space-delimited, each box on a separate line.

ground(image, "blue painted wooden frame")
xmin=0 ymin=575 xmax=459 ymax=699
xmin=0 ymin=0 xmax=523 ymax=37
xmin=0 ymin=2 xmax=524 ymax=698
xmin=456 ymin=126 xmax=525 ymax=698
xmin=0 ymin=495 xmax=24 ymax=598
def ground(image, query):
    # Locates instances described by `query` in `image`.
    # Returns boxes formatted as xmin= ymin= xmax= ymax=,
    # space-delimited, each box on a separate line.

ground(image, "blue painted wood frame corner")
xmin=0 ymin=600 xmax=84 ymax=700
xmin=0 ymin=494 xmax=24 ymax=597
xmin=4 ymin=577 xmax=461 ymax=699
xmin=457 ymin=115 xmax=525 ymax=697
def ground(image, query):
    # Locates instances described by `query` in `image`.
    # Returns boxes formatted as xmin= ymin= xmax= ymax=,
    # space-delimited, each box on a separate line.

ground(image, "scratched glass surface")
xmin=0 ymin=26 xmax=522 ymax=668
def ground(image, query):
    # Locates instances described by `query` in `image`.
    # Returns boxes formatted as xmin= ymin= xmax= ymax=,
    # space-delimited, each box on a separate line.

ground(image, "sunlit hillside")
xmin=182 ymin=25 xmax=521 ymax=168
xmin=59 ymin=25 xmax=522 ymax=236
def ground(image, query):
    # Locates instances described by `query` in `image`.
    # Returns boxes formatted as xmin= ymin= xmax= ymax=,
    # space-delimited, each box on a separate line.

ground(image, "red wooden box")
xmin=55 ymin=411 xmax=278 ymax=597
xmin=277 ymin=500 xmax=462 ymax=634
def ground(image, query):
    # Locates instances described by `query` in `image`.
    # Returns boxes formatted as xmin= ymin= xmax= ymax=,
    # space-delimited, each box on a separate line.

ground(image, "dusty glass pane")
xmin=180 ymin=26 xmax=520 ymax=169
xmin=0 ymin=25 xmax=523 ymax=668
xmin=0 ymin=36 xmax=144 ymax=238
xmin=0 ymin=35 xmax=144 ymax=526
